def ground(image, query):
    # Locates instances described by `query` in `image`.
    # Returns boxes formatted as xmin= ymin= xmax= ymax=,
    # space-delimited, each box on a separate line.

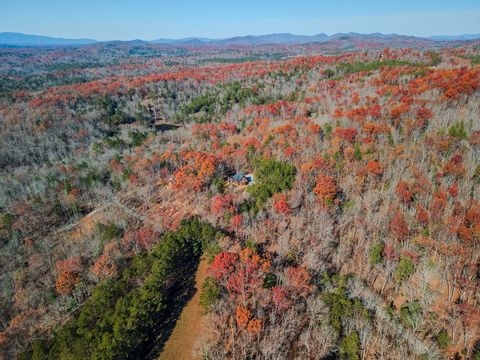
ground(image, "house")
xmin=231 ymin=172 xmax=248 ymax=185
xmin=230 ymin=172 xmax=254 ymax=186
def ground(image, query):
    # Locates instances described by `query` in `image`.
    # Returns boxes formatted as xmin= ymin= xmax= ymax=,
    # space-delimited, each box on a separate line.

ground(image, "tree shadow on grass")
xmin=139 ymin=258 xmax=200 ymax=360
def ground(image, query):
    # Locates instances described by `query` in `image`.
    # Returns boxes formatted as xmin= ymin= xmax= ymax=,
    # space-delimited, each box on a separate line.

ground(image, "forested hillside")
xmin=0 ymin=40 xmax=479 ymax=359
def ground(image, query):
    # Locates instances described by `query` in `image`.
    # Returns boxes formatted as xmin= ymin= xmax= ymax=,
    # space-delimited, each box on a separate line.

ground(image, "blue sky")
xmin=1 ymin=0 xmax=479 ymax=40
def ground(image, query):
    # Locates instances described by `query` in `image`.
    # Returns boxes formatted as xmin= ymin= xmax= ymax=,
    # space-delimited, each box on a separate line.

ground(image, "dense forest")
xmin=0 ymin=38 xmax=479 ymax=359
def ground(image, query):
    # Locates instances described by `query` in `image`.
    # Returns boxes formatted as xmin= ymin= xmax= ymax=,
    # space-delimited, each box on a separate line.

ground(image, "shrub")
xmin=473 ymin=165 xmax=480 ymax=183
xmin=175 ymin=91 xmax=218 ymax=122
xmin=324 ymin=69 xmax=336 ymax=78
xmin=0 ymin=212 xmax=14 ymax=231
xmin=396 ymin=256 xmax=415 ymax=282
xmin=212 ymin=177 xmax=226 ymax=193
xmin=19 ymin=340 xmax=49 ymax=360
xmin=340 ymin=331 xmax=360 ymax=360
xmin=79 ymin=169 xmax=103 ymax=189
xmin=474 ymin=345 xmax=480 ymax=360
xmin=323 ymin=123 xmax=333 ymax=137
xmin=448 ymin=121 xmax=468 ymax=140
xmin=323 ymin=276 xmax=369 ymax=335
xmin=96 ymin=223 xmax=123 ymax=244
xmin=204 ymin=242 xmax=222 ymax=263
xmin=354 ymin=144 xmax=362 ymax=160
xmin=427 ymin=52 xmax=442 ymax=66
xmin=436 ymin=330 xmax=451 ymax=349
xmin=128 ymin=130 xmax=148 ymax=147
xmin=200 ymin=277 xmax=220 ymax=311
xmin=369 ymin=242 xmax=384 ymax=265
xmin=262 ymin=272 xmax=277 ymax=289
xmin=337 ymin=60 xmax=422 ymax=75
xmin=400 ymin=300 xmax=421 ymax=328
xmin=286 ymin=250 xmax=297 ymax=264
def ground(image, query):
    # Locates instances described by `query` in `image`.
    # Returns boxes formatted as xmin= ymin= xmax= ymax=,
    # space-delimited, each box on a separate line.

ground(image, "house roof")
xmin=231 ymin=172 xmax=245 ymax=181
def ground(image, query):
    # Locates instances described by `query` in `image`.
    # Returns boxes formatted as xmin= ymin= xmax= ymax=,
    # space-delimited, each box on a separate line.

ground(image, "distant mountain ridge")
xmin=0 ymin=32 xmax=97 ymax=46
xmin=428 ymin=34 xmax=480 ymax=41
xmin=150 ymin=33 xmax=331 ymax=45
xmin=1 ymin=31 xmax=480 ymax=47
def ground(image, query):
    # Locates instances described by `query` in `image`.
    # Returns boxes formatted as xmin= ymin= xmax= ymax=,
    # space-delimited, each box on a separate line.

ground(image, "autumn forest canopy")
xmin=0 ymin=32 xmax=479 ymax=360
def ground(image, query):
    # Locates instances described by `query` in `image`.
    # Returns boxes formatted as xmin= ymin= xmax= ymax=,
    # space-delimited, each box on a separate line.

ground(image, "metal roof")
xmin=231 ymin=172 xmax=245 ymax=181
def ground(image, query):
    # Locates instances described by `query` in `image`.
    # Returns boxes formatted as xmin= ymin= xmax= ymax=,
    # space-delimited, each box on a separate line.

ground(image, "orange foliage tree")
xmin=313 ymin=175 xmax=337 ymax=203
xmin=55 ymin=271 xmax=79 ymax=295
xmin=286 ymin=266 xmax=313 ymax=296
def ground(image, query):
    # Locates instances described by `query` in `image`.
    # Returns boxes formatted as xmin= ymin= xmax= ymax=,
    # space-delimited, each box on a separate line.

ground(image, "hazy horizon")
xmin=1 ymin=0 xmax=479 ymax=41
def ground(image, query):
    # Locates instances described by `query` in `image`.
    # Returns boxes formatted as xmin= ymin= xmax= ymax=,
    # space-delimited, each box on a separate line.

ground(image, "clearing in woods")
xmin=159 ymin=257 xmax=209 ymax=360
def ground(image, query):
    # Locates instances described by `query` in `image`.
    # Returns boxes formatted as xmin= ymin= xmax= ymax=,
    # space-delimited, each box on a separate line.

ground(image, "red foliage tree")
xmin=431 ymin=190 xmax=448 ymax=220
xmin=365 ymin=161 xmax=384 ymax=176
xmin=416 ymin=107 xmax=433 ymax=125
xmin=390 ymin=103 xmax=409 ymax=121
xmin=396 ymin=181 xmax=414 ymax=203
xmin=230 ymin=214 xmax=244 ymax=230
xmin=272 ymin=286 xmax=293 ymax=311
xmin=390 ymin=210 xmax=409 ymax=240
xmin=401 ymin=250 xmax=419 ymax=263
xmin=209 ymin=252 xmax=239 ymax=281
xmin=90 ymin=247 xmax=118 ymax=281
xmin=415 ymin=205 xmax=429 ymax=225
xmin=219 ymin=122 xmax=238 ymax=134
xmin=459 ymin=203 xmax=480 ymax=244
xmin=465 ymin=203 xmax=480 ymax=227
xmin=55 ymin=256 xmax=82 ymax=274
xmin=333 ymin=127 xmax=357 ymax=143
xmin=309 ymin=123 xmax=321 ymax=134
xmin=383 ymin=243 xmax=398 ymax=261
xmin=272 ymin=193 xmax=291 ymax=214
xmin=226 ymin=248 xmax=270 ymax=299
xmin=448 ymin=182 xmax=459 ymax=198
xmin=363 ymin=122 xmax=389 ymax=135
xmin=136 ymin=228 xmax=156 ymax=251
xmin=210 ymin=194 xmax=235 ymax=216
xmin=442 ymin=154 xmax=465 ymax=178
